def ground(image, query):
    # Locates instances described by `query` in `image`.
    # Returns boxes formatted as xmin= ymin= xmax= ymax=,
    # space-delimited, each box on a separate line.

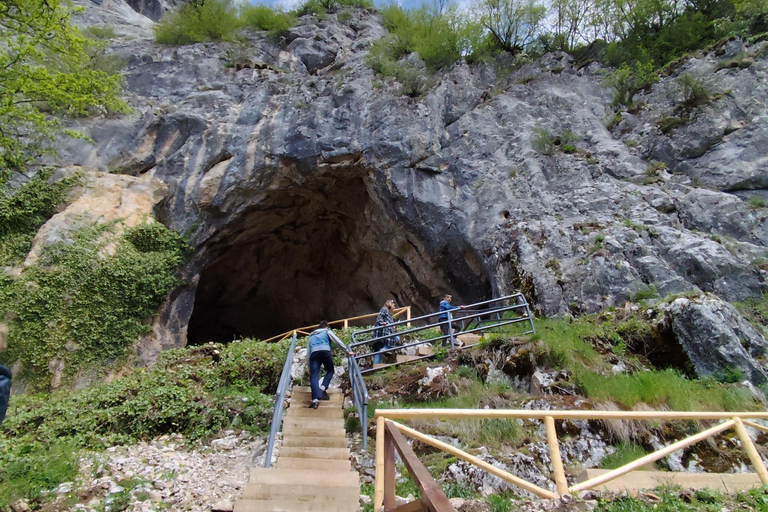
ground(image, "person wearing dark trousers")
xmin=438 ymin=294 xmax=465 ymax=346
xmin=0 ymin=364 xmax=11 ymax=426
xmin=373 ymin=299 xmax=400 ymax=365
xmin=307 ymin=321 xmax=353 ymax=409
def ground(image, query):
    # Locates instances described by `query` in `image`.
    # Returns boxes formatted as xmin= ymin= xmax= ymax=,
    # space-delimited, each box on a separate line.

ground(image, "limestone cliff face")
xmin=44 ymin=3 xmax=767 ymax=379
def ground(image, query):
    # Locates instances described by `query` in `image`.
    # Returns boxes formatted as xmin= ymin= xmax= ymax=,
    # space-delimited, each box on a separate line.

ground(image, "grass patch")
xmin=602 ymin=442 xmax=653 ymax=470
xmin=578 ymin=369 xmax=756 ymax=411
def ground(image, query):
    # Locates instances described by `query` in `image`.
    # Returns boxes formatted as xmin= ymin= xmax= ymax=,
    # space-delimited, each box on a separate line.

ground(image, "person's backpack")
xmin=0 ymin=364 xmax=11 ymax=426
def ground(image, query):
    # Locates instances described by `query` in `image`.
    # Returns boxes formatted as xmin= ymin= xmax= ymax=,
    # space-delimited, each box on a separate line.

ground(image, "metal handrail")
xmin=263 ymin=332 xmax=298 ymax=468
xmin=349 ymin=294 xmax=534 ymax=444
xmin=351 ymin=294 xmax=534 ymax=370
xmin=348 ymin=354 xmax=370 ymax=449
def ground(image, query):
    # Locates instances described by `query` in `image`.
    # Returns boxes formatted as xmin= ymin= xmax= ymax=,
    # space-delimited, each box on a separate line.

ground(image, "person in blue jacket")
xmin=307 ymin=321 xmax=352 ymax=409
xmin=438 ymin=294 xmax=465 ymax=346
xmin=0 ymin=364 xmax=11 ymax=426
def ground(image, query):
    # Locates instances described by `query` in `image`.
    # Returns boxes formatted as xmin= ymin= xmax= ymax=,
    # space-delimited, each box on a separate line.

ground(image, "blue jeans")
xmin=373 ymin=336 xmax=399 ymax=364
xmin=309 ymin=350 xmax=334 ymax=400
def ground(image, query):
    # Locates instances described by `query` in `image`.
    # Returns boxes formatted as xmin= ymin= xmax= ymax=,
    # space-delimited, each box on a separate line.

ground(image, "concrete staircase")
xmin=234 ymin=386 xmax=359 ymax=512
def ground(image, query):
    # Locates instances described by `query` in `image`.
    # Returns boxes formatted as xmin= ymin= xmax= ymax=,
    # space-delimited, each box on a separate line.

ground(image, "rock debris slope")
xmin=44 ymin=4 xmax=768 ymax=380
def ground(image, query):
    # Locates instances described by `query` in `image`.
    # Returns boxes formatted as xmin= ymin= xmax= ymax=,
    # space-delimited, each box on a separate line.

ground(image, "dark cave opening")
xmin=186 ymin=170 xmax=490 ymax=344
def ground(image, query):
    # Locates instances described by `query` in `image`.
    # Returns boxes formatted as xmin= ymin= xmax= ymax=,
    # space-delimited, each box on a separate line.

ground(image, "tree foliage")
xmin=0 ymin=0 xmax=126 ymax=182
xmin=478 ymin=0 xmax=547 ymax=53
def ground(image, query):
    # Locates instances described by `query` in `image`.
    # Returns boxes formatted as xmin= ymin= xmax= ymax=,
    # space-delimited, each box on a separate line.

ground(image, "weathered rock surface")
xmin=658 ymin=294 xmax=768 ymax=384
xmin=35 ymin=6 xmax=767 ymax=377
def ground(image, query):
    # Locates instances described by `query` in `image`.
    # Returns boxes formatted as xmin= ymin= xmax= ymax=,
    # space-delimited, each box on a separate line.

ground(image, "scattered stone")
xmin=210 ymin=499 xmax=234 ymax=512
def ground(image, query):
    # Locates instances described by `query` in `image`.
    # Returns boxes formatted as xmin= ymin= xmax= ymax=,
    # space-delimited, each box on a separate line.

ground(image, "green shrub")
xmin=531 ymin=125 xmax=554 ymax=155
xmin=82 ymin=26 xmax=116 ymax=39
xmin=0 ymin=222 xmax=187 ymax=386
xmin=603 ymin=61 xmax=658 ymax=108
xmin=240 ymin=4 xmax=294 ymax=32
xmin=154 ymin=0 xmax=239 ymax=45
xmin=631 ymin=285 xmax=659 ymax=302
xmin=295 ymin=0 xmax=373 ymax=16
xmin=561 ymin=144 xmax=577 ymax=154
xmin=0 ymin=170 xmax=80 ymax=266
xmin=748 ymin=196 xmax=767 ymax=209
xmin=657 ymin=115 xmax=687 ymax=133
xmin=0 ymin=340 xmax=281 ymax=506
xmin=368 ymin=5 xmax=489 ymax=73
xmin=678 ymin=73 xmax=712 ymax=112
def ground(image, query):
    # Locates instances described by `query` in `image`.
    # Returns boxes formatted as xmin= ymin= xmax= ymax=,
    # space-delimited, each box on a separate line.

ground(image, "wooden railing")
xmin=374 ymin=409 xmax=768 ymax=511
xmin=261 ymin=306 xmax=412 ymax=344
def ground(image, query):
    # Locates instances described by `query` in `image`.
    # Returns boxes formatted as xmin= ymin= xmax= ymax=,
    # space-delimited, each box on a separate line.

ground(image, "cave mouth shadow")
xmin=186 ymin=170 xmax=490 ymax=345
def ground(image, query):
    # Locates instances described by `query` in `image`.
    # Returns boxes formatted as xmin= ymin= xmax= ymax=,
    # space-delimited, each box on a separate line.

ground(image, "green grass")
xmin=602 ymin=442 xmax=653 ymax=470
xmin=595 ymin=486 xmax=768 ymax=512
xmin=578 ymin=369 xmax=756 ymax=411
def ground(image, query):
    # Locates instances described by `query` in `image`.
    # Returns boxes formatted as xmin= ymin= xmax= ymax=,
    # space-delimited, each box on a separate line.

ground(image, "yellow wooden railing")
xmin=374 ymin=409 xmax=768 ymax=511
xmin=261 ymin=306 xmax=412 ymax=344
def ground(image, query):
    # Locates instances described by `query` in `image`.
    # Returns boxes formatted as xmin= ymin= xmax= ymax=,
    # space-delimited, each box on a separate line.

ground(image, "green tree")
xmin=0 ymin=0 xmax=126 ymax=183
xmin=477 ymin=0 xmax=547 ymax=53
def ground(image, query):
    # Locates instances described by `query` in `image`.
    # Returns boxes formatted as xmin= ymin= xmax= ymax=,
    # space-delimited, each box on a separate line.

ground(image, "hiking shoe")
xmin=308 ymin=401 xmax=319 ymax=409
xmin=320 ymin=391 xmax=331 ymax=401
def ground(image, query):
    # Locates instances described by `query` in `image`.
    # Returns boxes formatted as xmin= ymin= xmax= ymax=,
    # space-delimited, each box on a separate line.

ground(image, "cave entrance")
xmin=186 ymin=167 xmax=490 ymax=344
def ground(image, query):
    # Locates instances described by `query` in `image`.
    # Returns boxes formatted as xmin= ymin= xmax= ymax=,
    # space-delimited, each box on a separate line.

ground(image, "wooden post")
xmin=376 ymin=416 xmax=386 ymax=512
xmin=344 ymin=319 xmax=349 ymax=329
xmin=384 ymin=425 xmax=397 ymax=510
xmin=734 ymin=417 xmax=768 ymax=485
xmin=407 ymin=306 xmax=411 ymax=328
xmin=385 ymin=422 xmax=456 ymax=512
xmin=545 ymin=416 xmax=568 ymax=496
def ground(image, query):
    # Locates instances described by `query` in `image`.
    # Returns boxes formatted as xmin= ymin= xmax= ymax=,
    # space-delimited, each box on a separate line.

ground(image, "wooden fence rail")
xmin=374 ymin=409 xmax=768 ymax=512
xmin=261 ymin=306 xmax=412 ymax=344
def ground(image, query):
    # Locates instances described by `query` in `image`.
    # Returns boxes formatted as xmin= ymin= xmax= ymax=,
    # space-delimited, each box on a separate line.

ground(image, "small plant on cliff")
xmin=603 ymin=61 xmax=657 ymax=108
xmin=239 ymin=4 xmax=295 ymax=33
xmin=0 ymin=221 xmax=187 ymax=386
xmin=154 ymin=0 xmax=239 ymax=45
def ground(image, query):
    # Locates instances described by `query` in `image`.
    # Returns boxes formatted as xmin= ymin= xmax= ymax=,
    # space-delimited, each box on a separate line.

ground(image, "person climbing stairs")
xmin=234 ymin=386 xmax=360 ymax=512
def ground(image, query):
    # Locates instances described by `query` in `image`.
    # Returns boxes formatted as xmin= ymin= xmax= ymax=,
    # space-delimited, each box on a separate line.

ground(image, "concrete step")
xmin=276 ymin=457 xmax=353 ymax=471
xmin=282 ymin=424 xmax=347 ymax=438
xmin=292 ymin=386 xmax=343 ymax=395
xmin=241 ymin=482 xmax=358 ymax=501
xmin=576 ymin=469 xmax=763 ymax=493
xmin=234 ymin=497 xmax=358 ymax=512
xmin=279 ymin=446 xmax=351 ymax=460
xmin=286 ymin=407 xmax=344 ymax=420
xmin=396 ymin=355 xmax=424 ymax=363
xmin=248 ymin=468 xmax=359 ymax=487
xmin=417 ymin=345 xmax=434 ymax=356
xmin=289 ymin=396 xmax=343 ymax=408
xmin=456 ymin=333 xmax=481 ymax=346
xmin=283 ymin=417 xmax=342 ymax=430
xmin=282 ymin=436 xmax=349 ymax=448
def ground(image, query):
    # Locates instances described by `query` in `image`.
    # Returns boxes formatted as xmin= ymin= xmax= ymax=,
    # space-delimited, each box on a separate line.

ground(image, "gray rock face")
xmin=43 ymin=8 xmax=767 ymax=370
xmin=659 ymin=295 xmax=768 ymax=384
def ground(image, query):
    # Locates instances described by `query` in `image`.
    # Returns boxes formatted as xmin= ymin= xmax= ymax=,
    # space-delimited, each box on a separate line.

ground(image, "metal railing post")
xmin=447 ymin=311 xmax=455 ymax=349
xmin=264 ymin=333 xmax=297 ymax=468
